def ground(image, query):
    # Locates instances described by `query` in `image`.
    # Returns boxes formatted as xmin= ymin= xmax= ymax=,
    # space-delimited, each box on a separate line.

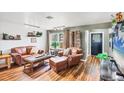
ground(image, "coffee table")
xmin=23 ymin=54 xmax=52 ymax=73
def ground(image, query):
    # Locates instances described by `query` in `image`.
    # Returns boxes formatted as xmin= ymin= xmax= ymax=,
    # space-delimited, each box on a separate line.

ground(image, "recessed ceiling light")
xmin=46 ymin=16 xmax=54 ymax=19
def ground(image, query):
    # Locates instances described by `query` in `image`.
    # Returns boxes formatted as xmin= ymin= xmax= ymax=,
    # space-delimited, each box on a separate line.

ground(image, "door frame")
xmin=90 ymin=32 xmax=104 ymax=55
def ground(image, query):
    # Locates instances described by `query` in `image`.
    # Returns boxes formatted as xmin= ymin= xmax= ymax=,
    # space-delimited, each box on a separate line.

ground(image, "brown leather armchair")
xmin=11 ymin=46 xmax=44 ymax=66
xmin=58 ymin=47 xmax=83 ymax=67
xmin=68 ymin=54 xmax=83 ymax=67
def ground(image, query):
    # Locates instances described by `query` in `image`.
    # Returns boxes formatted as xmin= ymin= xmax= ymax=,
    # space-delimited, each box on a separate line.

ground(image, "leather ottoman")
xmin=49 ymin=56 xmax=68 ymax=73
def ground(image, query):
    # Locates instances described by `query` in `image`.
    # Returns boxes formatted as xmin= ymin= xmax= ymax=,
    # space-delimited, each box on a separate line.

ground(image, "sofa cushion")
xmin=14 ymin=47 xmax=27 ymax=55
xmin=15 ymin=48 xmax=23 ymax=54
xmin=20 ymin=47 xmax=27 ymax=55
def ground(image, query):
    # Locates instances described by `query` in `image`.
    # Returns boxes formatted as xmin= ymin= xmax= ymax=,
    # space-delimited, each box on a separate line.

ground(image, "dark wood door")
xmin=91 ymin=33 xmax=103 ymax=55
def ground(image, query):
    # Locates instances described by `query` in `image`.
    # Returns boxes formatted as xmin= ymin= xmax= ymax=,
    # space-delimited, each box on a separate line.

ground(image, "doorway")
xmin=90 ymin=32 xmax=104 ymax=55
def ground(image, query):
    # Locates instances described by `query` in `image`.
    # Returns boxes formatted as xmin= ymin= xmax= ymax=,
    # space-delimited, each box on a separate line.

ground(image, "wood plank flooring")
xmin=0 ymin=56 xmax=100 ymax=81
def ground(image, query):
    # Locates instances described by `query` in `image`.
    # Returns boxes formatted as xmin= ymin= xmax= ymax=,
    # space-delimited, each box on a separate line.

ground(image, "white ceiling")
xmin=0 ymin=12 xmax=115 ymax=29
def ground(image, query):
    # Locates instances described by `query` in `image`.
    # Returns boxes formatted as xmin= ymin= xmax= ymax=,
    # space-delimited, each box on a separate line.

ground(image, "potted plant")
xmin=96 ymin=53 xmax=113 ymax=80
xmin=51 ymin=41 xmax=59 ymax=49
xmin=96 ymin=53 xmax=108 ymax=60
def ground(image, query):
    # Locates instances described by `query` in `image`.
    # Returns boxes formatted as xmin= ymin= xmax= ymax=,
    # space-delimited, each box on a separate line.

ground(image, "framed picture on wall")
xmin=31 ymin=38 xmax=37 ymax=43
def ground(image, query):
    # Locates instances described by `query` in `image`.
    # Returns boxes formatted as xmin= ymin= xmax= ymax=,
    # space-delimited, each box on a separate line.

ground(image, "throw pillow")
xmin=31 ymin=47 xmax=39 ymax=54
xmin=63 ymin=48 xmax=71 ymax=56
xmin=15 ymin=48 xmax=23 ymax=54
xmin=20 ymin=48 xmax=27 ymax=55
xmin=26 ymin=47 xmax=32 ymax=54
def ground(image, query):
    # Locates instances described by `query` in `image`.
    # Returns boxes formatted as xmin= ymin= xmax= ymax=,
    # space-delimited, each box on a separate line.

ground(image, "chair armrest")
xmin=68 ymin=54 xmax=83 ymax=58
xmin=68 ymin=54 xmax=83 ymax=63
xmin=77 ymin=49 xmax=83 ymax=54
xmin=58 ymin=51 xmax=64 ymax=56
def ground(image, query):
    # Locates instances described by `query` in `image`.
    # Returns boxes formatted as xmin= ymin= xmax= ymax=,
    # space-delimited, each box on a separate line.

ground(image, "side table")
xmin=0 ymin=54 xmax=11 ymax=69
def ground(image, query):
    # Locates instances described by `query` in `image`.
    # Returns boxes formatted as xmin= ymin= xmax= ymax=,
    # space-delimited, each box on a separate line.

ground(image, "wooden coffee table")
xmin=23 ymin=54 xmax=52 ymax=73
xmin=0 ymin=54 xmax=11 ymax=69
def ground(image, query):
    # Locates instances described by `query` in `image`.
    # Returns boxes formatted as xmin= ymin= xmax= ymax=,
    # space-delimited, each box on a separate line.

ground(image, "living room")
xmin=0 ymin=12 xmax=124 ymax=81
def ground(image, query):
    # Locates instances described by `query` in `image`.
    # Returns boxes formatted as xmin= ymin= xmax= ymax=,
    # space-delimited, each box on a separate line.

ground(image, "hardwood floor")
xmin=0 ymin=56 xmax=100 ymax=81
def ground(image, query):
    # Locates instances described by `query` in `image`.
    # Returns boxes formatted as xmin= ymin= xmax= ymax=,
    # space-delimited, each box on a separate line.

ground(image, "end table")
xmin=0 ymin=54 xmax=11 ymax=69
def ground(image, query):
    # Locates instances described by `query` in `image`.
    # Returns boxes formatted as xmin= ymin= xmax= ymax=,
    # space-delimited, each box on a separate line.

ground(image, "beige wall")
xmin=0 ymin=20 xmax=47 ymax=54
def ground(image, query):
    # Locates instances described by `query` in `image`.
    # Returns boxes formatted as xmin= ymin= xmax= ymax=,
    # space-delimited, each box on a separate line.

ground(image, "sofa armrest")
xmin=11 ymin=53 xmax=22 ymax=66
xmin=11 ymin=53 xmax=21 ymax=56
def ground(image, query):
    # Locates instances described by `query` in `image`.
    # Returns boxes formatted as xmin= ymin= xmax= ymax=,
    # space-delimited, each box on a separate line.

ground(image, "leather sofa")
xmin=11 ymin=46 xmax=44 ymax=66
xmin=58 ymin=47 xmax=83 ymax=67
